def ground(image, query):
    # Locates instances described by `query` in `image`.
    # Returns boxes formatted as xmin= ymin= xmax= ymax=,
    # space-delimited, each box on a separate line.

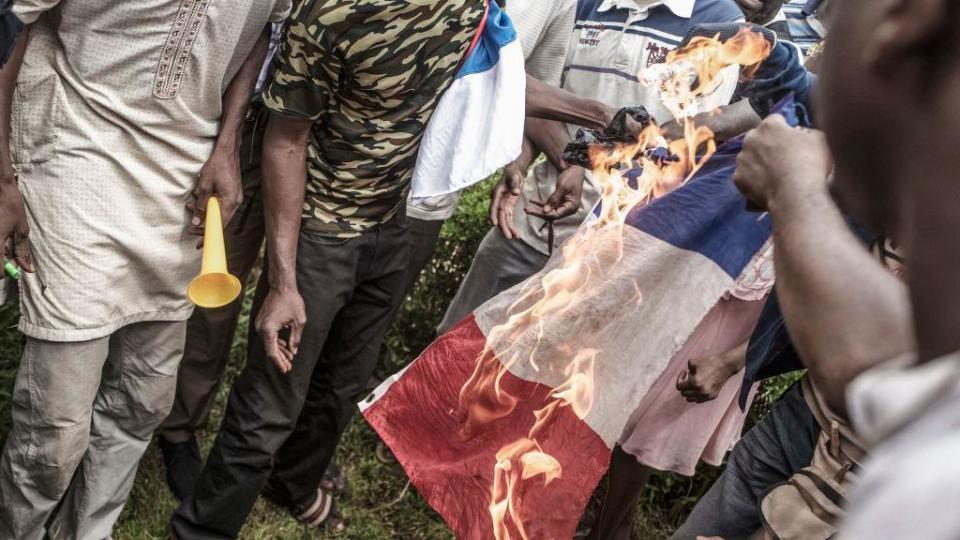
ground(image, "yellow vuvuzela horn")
xmin=187 ymin=197 xmax=242 ymax=308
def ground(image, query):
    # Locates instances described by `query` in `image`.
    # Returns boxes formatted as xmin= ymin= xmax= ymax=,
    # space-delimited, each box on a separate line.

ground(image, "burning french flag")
xmin=359 ymin=113 xmax=803 ymax=537
xmin=364 ymin=28 xmax=799 ymax=540
xmin=410 ymin=0 xmax=526 ymax=198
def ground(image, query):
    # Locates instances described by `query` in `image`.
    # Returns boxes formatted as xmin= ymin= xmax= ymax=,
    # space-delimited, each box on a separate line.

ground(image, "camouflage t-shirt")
xmin=263 ymin=0 xmax=486 ymax=237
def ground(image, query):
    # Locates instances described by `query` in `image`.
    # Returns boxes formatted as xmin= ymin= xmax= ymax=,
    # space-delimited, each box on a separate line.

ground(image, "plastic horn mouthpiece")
xmin=187 ymin=197 xmax=242 ymax=308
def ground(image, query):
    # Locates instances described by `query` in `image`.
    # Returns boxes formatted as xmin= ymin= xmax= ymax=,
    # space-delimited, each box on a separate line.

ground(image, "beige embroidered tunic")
xmin=10 ymin=0 xmax=290 ymax=341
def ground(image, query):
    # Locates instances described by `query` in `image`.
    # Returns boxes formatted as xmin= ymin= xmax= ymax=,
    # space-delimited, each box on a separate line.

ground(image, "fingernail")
xmin=192 ymin=217 xmax=201 ymax=226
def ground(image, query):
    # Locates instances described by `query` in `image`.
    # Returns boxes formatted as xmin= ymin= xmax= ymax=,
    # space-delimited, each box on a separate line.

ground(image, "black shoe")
xmin=159 ymin=435 xmax=204 ymax=501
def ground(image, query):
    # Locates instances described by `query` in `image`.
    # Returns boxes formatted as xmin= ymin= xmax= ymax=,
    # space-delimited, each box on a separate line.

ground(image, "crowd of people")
xmin=0 ymin=0 xmax=957 ymax=538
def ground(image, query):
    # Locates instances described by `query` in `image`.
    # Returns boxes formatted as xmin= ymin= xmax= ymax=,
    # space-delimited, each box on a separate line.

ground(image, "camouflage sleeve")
xmin=262 ymin=7 xmax=342 ymax=121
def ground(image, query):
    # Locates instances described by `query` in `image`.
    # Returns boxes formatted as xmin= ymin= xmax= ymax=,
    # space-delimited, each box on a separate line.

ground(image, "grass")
xmin=0 ymin=180 xmax=797 ymax=539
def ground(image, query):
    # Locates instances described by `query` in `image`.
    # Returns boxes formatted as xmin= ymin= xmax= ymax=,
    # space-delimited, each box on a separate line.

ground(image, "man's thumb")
xmin=508 ymin=172 xmax=523 ymax=194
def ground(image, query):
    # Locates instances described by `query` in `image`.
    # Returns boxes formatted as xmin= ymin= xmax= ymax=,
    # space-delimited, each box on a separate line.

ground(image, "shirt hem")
xmin=19 ymin=306 xmax=195 ymax=343
xmin=302 ymin=204 xmax=404 ymax=238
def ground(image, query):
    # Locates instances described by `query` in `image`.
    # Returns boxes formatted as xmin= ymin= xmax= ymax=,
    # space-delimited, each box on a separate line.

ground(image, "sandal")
xmin=295 ymin=487 xmax=347 ymax=535
xmin=375 ymin=441 xmax=397 ymax=464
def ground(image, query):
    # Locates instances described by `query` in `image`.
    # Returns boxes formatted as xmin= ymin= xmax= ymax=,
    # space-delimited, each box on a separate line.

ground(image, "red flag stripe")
xmin=364 ymin=315 xmax=610 ymax=539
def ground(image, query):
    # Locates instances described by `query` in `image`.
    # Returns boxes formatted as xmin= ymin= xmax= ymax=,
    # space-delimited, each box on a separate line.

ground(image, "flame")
xmin=641 ymin=27 xmax=773 ymax=119
xmin=490 ymin=438 xmax=562 ymax=540
xmin=456 ymin=28 xmax=773 ymax=540
xmin=473 ymin=121 xmax=715 ymax=540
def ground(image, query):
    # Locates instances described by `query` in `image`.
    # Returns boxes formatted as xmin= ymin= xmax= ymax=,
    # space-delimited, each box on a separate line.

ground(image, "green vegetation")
xmin=0 ymin=178 xmax=798 ymax=539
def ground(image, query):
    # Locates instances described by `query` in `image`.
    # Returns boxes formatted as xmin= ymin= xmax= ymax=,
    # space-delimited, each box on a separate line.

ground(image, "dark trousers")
xmin=171 ymin=214 xmax=410 ymax=539
xmin=160 ymin=110 xmax=266 ymax=443
xmin=670 ymin=382 xmax=820 ymax=540
xmin=402 ymin=217 xmax=444 ymax=296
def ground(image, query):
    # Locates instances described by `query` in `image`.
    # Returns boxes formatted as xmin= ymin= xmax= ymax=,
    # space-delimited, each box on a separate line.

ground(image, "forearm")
xmin=525 ymin=76 xmax=613 ymax=130
xmin=525 ymin=117 xmax=572 ymax=171
xmin=723 ymin=341 xmax=748 ymax=374
xmin=665 ymin=100 xmax=762 ymax=143
xmin=214 ymin=25 xmax=270 ymax=154
xmin=698 ymin=100 xmax=761 ymax=142
xmin=0 ymin=25 xmax=29 ymax=179
xmin=770 ymin=185 xmax=915 ymax=414
xmin=261 ymin=115 xmax=309 ymax=291
xmin=511 ymin=136 xmax=536 ymax=173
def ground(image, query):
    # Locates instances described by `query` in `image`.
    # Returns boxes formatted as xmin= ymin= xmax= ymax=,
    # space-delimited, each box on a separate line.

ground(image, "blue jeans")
xmin=671 ymin=382 xmax=820 ymax=540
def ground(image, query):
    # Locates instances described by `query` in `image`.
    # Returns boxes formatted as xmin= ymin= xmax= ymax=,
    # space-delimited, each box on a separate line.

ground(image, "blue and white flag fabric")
xmin=411 ymin=0 xmax=526 ymax=198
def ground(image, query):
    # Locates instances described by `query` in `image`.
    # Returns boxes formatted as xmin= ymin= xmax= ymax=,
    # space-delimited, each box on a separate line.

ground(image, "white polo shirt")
xmin=514 ymin=0 xmax=744 ymax=255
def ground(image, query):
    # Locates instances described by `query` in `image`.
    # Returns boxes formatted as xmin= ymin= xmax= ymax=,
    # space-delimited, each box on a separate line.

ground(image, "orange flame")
xmin=642 ymin=27 xmax=773 ymax=119
xmin=669 ymin=27 xmax=773 ymax=83
xmin=458 ymin=28 xmax=773 ymax=540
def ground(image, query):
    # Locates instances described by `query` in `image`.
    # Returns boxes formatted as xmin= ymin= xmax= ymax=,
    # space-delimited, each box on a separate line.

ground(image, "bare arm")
xmin=770 ymin=181 xmax=913 ymax=415
xmin=188 ymin=24 xmax=272 ymax=236
xmin=254 ymin=112 xmax=314 ymax=373
xmin=490 ymin=136 xmax=536 ymax=240
xmin=522 ymin=117 xmax=588 ymax=221
xmin=0 ymin=26 xmax=33 ymax=271
xmin=661 ymin=100 xmax=762 ymax=143
xmin=525 ymin=75 xmax=614 ymax=131
xmin=525 ymin=117 xmax=572 ymax=172
xmin=734 ymin=116 xmax=915 ymax=415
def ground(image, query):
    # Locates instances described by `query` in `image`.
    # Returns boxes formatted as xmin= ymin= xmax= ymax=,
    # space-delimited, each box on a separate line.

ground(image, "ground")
xmin=0 ymin=180 xmax=793 ymax=539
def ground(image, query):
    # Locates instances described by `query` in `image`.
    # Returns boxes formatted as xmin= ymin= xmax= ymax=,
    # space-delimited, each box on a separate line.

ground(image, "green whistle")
xmin=4 ymin=260 xmax=20 ymax=280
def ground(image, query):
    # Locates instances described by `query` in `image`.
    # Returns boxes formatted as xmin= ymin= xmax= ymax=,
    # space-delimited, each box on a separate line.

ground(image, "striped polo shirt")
xmin=515 ymin=0 xmax=743 ymax=256
xmin=775 ymin=0 xmax=827 ymax=56
xmin=564 ymin=0 xmax=743 ymax=124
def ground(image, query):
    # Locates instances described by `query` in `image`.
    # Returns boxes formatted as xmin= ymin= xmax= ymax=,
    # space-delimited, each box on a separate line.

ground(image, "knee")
xmin=218 ymin=384 xmax=301 ymax=453
xmin=112 ymin=374 xmax=179 ymax=439
xmin=13 ymin=419 xmax=91 ymax=499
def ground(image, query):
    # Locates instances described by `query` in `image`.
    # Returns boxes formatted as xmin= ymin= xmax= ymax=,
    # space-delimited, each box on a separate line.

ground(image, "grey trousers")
xmin=437 ymin=227 xmax=548 ymax=333
xmin=0 ymin=320 xmax=187 ymax=540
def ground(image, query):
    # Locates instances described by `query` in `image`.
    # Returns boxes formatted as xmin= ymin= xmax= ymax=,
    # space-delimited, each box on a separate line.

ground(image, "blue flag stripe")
xmin=457 ymin=1 xmax=518 ymax=79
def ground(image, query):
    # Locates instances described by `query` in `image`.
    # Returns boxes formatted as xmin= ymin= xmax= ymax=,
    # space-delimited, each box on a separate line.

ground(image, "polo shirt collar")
xmin=597 ymin=0 xmax=696 ymax=18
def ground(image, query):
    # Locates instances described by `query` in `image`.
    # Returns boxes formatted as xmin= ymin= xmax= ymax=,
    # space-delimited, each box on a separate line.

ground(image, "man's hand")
xmin=525 ymin=166 xmax=585 ymax=221
xmin=0 ymin=168 xmax=34 ymax=272
xmin=490 ymin=162 xmax=526 ymax=239
xmin=187 ymin=147 xmax=243 ymax=247
xmin=255 ymin=287 xmax=307 ymax=374
xmin=676 ymin=342 xmax=746 ymax=403
xmin=676 ymin=355 xmax=738 ymax=403
xmin=733 ymin=115 xmax=832 ymax=211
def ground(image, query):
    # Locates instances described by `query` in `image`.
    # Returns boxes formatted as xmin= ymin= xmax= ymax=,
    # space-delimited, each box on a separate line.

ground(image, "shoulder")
xmin=551 ymin=0 xmax=578 ymax=26
xmin=558 ymin=0 xmax=578 ymax=14
xmin=506 ymin=0 xmax=576 ymax=15
xmin=575 ymin=0 xmax=607 ymax=23
xmin=691 ymin=0 xmax=745 ymax=24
